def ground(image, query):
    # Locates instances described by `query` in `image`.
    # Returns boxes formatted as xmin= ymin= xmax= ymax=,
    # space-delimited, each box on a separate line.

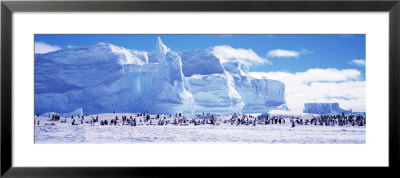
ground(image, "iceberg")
xmin=35 ymin=37 xmax=287 ymax=115
xmin=303 ymin=103 xmax=351 ymax=115
xmin=35 ymin=38 xmax=195 ymax=115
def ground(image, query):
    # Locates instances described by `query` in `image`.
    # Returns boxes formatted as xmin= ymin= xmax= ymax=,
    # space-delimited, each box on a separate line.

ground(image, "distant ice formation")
xmin=60 ymin=108 xmax=84 ymax=118
xmin=303 ymin=103 xmax=354 ymax=115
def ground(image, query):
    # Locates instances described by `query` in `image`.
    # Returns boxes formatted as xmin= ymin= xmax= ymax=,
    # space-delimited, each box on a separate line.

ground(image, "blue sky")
xmin=35 ymin=34 xmax=365 ymax=76
xmin=35 ymin=34 xmax=366 ymax=112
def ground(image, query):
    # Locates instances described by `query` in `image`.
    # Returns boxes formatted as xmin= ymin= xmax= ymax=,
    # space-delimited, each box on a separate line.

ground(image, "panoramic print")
xmin=34 ymin=34 xmax=366 ymax=143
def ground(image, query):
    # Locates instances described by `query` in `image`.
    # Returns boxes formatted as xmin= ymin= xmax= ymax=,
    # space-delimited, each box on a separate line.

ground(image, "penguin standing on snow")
xmin=291 ymin=120 xmax=295 ymax=128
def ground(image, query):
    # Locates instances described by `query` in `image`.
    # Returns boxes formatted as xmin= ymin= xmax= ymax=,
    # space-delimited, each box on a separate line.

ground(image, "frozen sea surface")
xmin=35 ymin=113 xmax=365 ymax=144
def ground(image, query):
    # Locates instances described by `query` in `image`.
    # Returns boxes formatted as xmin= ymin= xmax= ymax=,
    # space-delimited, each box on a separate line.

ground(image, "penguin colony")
xmin=37 ymin=111 xmax=366 ymax=128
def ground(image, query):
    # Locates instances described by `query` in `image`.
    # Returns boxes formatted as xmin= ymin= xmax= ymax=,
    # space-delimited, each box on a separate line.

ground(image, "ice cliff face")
xmin=221 ymin=62 xmax=287 ymax=113
xmin=144 ymin=38 xmax=195 ymax=114
xmin=35 ymin=38 xmax=287 ymax=115
xmin=179 ymin=49 xmax=244 ymax=113
xmin=181 ymin=50 xmax=287 ymax=114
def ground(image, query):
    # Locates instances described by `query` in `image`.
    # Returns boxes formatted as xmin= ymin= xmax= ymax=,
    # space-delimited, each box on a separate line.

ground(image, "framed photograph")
xmin=1 ymin=0 xmax=399 ymax=177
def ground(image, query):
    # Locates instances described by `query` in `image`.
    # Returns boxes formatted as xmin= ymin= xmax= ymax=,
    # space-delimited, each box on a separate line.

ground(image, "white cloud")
xmin=351 ymin=59 xmax=366 ymax=66
xmin=249 ymin=68 xmax=365 ymax=113
xmin=267 ymin=49 xmax=311 ymax=58
xmin=35 ymin=41 xmax=61 ymax=54
xmin=212 ymin=45 xmax=271 ymax=65
xmin=67 ymin=45 xmax=75 ymax=48
xmin=251 ymin=68 xmax=361 ymax=84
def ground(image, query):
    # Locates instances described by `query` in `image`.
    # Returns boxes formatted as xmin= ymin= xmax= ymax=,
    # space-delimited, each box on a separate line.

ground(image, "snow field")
xmin=35 ymin=113 xmax=365 ymax=144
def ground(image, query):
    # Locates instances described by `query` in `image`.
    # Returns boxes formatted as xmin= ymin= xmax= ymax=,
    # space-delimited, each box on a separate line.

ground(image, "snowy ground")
xmin=34 ymin=113 xmax=365 ymax=144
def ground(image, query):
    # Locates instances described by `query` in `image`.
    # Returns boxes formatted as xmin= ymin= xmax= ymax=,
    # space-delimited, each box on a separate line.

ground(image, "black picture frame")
xmin=1 ymin=0 xmax=399 ymax=177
